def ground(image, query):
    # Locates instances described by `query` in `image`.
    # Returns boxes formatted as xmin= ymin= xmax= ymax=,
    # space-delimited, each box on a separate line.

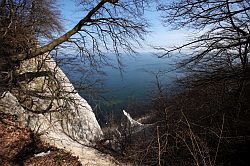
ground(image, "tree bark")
xmin=11 ymin=0 xmax=112 ymax=62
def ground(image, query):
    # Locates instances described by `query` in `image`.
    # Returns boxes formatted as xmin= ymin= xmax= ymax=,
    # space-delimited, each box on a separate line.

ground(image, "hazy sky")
xmin=59 ymin=0 xmax=188 ymax=52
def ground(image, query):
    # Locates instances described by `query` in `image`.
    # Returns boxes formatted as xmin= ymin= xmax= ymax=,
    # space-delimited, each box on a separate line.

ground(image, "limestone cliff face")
xmin=1 ymin=54 xmax=103 ymax=144
xmin=0 ymin=55 xmax=120 ymax=165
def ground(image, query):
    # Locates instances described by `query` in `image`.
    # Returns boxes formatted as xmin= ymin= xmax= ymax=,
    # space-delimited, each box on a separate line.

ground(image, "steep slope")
xmin=0 ymin=55 xmax=120 ymax=165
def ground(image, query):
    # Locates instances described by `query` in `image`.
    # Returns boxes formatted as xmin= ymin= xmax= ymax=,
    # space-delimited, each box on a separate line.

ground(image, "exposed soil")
xmin=0 ymin=112 xmax=82 ymax=166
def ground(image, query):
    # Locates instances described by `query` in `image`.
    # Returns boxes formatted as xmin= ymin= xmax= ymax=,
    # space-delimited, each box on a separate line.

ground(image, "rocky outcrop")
xmin=0 ymin=55 xmax=119 ymax=165
xmin=0 ymin=55 xmax=103 ymax=143
xmin=121 ymin=110 xmax=149 ymax=134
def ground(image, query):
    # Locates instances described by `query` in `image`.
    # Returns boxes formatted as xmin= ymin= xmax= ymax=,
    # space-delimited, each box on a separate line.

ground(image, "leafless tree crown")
xmin=0 ymin=0 xmax=149 ymax=112
xmin=158 ymin=0 xmax=250 ymax=71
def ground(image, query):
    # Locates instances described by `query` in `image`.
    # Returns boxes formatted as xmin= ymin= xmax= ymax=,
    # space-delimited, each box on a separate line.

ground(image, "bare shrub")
xmin=116 ymin=71 xmax=250 ymax=165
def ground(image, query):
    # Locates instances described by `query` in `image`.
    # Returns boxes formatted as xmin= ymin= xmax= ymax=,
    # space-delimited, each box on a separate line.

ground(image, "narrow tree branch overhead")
xmin=0 ymin=0 xmax=149 ymax=113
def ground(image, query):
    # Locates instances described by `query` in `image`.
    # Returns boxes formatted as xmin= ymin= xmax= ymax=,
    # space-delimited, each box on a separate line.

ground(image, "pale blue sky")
xmin=58 ymin=0 xmax=188 ymax=52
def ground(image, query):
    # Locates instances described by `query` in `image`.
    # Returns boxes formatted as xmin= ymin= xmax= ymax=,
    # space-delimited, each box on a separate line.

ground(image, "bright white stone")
xmin=0 ymin=56 xmax=121 ymax=165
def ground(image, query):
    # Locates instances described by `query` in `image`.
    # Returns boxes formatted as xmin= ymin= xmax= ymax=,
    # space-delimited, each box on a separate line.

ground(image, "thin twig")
xmin=157 ymin=126 xmax=161 ymax=166
xmin=213 ymin=113 xmax=225 ymax=165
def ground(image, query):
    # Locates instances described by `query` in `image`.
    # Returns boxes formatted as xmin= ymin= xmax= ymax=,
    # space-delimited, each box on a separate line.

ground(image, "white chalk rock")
xmin=0 ymin=55 xmax=122 ymax=165
xmin=122 ymin=110 xmax=147 ymax=134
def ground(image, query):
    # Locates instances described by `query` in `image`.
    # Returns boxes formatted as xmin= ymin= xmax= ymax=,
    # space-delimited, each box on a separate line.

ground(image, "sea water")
xmin=59 ymin=53 xmax=182 ymax=112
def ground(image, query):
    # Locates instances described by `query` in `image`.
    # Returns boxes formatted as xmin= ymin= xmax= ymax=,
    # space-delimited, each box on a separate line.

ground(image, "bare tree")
xmin=140 ymin=2 xmax=250 ymax=164
xmin=0 ymin=0 xmax=62 ymax=92
xmin=0 ymin=0 xmax=149 ymax=113
xmin=157 ymin=0 xmax=250 ymax=90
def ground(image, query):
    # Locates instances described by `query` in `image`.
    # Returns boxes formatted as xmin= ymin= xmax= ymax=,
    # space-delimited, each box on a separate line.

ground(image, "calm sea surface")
xmin=60 ymin=53 xmax=182 ymax=111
